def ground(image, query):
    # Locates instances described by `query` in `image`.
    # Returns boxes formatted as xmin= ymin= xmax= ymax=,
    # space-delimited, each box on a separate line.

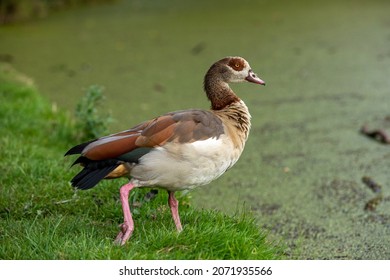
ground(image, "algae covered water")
xmin=1 ymin=0 xmax=389 ymax=258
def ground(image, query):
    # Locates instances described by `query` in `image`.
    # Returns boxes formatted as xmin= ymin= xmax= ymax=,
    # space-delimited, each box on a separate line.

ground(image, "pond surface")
xmin=1 ymin=0 xmax=390 ymax=259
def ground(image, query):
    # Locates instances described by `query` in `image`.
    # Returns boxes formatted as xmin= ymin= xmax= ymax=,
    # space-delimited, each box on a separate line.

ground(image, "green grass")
xmin=0 ymin=63 xmax=283 ymax=259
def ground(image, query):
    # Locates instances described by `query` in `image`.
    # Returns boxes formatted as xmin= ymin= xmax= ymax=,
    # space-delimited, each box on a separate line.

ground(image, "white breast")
xmin=130 ymin=135 xmax=243 ymax=191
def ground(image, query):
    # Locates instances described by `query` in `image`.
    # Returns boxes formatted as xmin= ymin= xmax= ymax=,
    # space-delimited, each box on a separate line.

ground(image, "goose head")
xmin=206 ymin=56 xmax=265 ymax=86
xmin=204 ymin=56 xmax=265 ymax=110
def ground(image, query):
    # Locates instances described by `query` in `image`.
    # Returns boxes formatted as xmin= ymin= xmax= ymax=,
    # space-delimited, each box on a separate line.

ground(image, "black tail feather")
xmin=70 ymin=166 xmax=91 ymax=185
xmin=71 ymin=156 xmax=89 ymax=167
xmin=71 ymin=163 xmax=120 ymax=190
xmin=66 ymin=140 xmax=122 ymax=190
xmin=64 ymin=140 xmax=95 ymax=156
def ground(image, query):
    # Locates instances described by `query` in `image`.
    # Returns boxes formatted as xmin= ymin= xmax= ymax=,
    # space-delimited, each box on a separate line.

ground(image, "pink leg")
xmin=114 ymin=182 xmax=135 ymax=245
xmin=168 ymin=191 xmax=183 ymax=232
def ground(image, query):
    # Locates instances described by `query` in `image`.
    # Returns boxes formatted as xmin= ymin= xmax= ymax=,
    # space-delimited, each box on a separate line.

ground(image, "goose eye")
xmin=229 ymin=59 xmax=244 ymax=71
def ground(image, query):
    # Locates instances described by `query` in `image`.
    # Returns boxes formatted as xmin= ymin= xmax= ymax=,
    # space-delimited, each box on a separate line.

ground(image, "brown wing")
xmin=65 ymin=109 xmax=225 ymax=190
xmin=71 ymin=109 xmax=224 ymax=162
xmin=80 ymin=123 xmax=148 ymax=161
xmin=136 ymin=110 xmax=224 ymax=146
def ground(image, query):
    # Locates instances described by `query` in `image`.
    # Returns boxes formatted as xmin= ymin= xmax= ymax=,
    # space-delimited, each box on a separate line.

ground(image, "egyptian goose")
xmin=65 ymin=56 xmax=265 ymax=245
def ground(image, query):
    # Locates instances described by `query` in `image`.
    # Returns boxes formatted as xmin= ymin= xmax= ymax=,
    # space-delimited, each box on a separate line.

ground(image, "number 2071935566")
xmin=211 ymin=266 xmax=272 ymax=276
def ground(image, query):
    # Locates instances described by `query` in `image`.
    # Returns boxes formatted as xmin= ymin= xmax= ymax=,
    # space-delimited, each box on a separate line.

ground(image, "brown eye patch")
xmin=228 ymin=58 xmax=245 ymax=71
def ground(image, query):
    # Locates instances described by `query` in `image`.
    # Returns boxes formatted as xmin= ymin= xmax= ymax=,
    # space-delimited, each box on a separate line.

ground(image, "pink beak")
xmin=246 ymin=70 xmax=266 ymax=85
